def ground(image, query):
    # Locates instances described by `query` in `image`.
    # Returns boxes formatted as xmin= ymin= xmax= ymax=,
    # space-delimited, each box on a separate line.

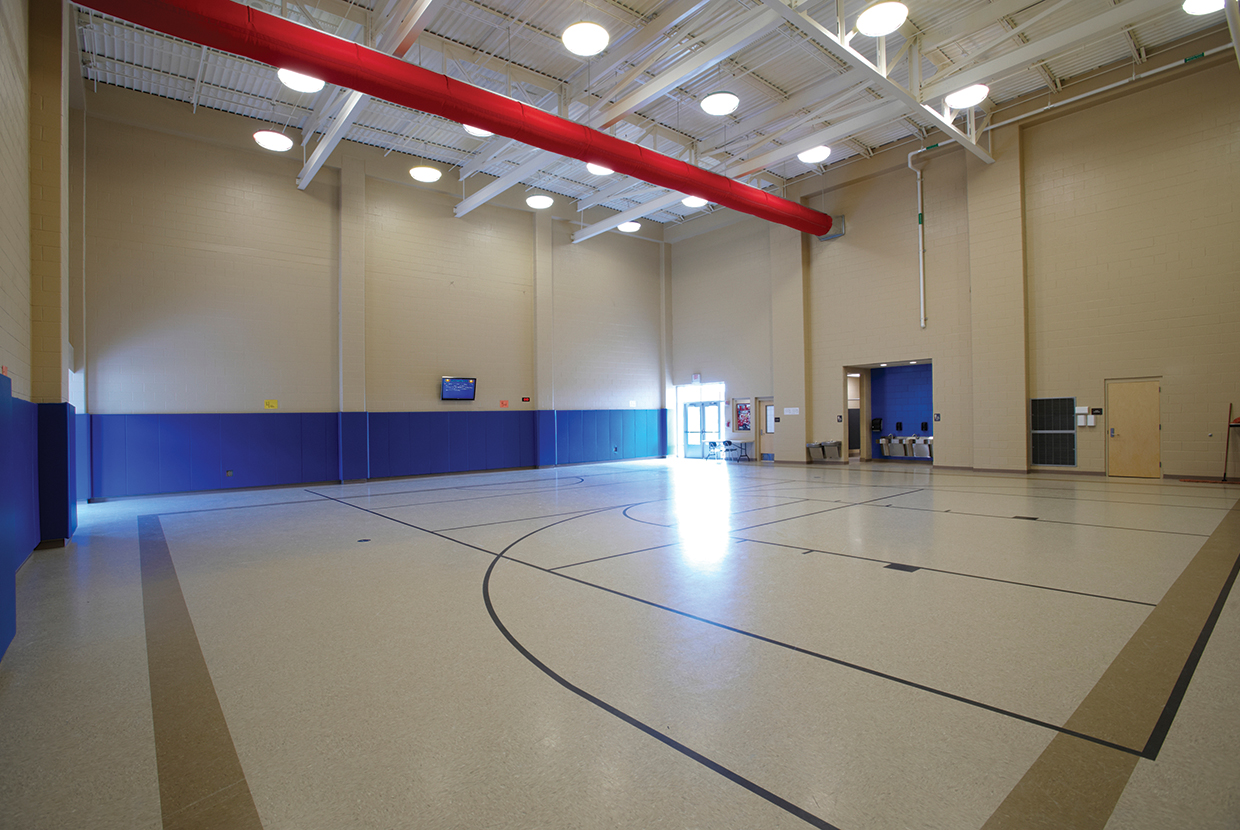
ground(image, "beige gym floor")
xmin=1 ymin=459 xmax=1237 ymax=829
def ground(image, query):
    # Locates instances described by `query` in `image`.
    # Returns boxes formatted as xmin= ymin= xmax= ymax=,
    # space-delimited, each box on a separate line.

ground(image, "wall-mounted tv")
xmin=441 ymin=377 xmax=477 ymax=401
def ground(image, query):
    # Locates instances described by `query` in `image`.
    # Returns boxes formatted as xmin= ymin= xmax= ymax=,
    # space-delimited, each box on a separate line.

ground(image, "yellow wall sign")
xmin=264 ymin=400 xmax=278 ymax=409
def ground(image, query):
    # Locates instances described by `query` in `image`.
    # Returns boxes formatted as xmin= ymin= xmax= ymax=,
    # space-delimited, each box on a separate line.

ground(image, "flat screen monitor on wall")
xmin=441 ymin=377 xmax=477 ymax=401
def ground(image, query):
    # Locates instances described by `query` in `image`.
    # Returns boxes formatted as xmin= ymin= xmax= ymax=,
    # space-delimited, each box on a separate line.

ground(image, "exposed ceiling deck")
xmin=73 ymin=0 xmax=1236 ymax=233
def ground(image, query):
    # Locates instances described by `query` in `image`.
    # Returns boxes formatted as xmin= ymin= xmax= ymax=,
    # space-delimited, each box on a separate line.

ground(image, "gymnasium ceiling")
xmin=72 ymin=0 xmax=1236 ymax=232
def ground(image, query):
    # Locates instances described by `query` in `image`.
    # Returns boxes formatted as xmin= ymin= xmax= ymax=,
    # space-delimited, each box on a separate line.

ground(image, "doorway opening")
xmin=756 ymin=397 xmax=775 ymax=461
xmin=674 ymin=382 xmax=725 ymax=459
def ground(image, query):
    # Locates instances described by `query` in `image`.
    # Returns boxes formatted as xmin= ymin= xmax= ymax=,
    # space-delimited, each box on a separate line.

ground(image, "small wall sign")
xmin=264 ymin=399 xmax=278 ymax=409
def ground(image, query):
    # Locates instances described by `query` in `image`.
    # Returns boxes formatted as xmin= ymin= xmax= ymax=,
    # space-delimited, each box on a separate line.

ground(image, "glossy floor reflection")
xmin=1 ymin=460 xmax=1238 ymax=830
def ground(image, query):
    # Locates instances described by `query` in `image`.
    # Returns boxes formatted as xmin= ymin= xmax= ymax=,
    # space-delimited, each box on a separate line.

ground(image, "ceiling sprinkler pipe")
xmin=908 ymin=146 xmax=932 ymax=330
xmin=78 ymin=0 xmax=833 ymax=237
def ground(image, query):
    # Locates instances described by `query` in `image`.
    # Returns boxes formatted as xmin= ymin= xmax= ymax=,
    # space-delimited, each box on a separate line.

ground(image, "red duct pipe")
xmin=78 ymin=0 xmax=832 ymax=236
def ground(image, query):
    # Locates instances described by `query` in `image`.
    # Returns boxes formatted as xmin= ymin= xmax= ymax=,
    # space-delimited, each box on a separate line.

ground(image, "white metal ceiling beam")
xmin=297 ymin=90 xmax=369 ymax=189
xmin=295 ymin=0 xmax=445 ymax=188
xmin=757 ymin=0 xmax=994 ymax=164
xmin=597 ymin=7 xmax=785 ymax=129
xmin=454 ymin=150 xmax=558 ymax=217
xmin=571 ymin=0 xmax=717 ymax=99
xmin=917 ymin=0 xmax=1045 ymax=51
xmin=729 ymin=100 xmax=906 ymax=176
xmin=572 ymin=192 xmax=685 ymax=243
xmin=576 ymin=179 xmax=663 ymax=212
xmin=458 ymin=88 xmax=558 ymax=180
xmin=918 ymin=0 xmax=1177 ymax=100
xmin=727 ymin=96 xmax=893 ymax=162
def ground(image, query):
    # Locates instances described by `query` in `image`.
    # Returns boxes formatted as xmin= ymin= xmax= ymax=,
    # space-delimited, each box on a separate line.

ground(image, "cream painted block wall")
xmin=967 ymin=125 xmax=1029 ymax=473
xmin=550 ymin=220 xmax=662 ymax=410
xmin=669 ymin=217 xmax=772 ymax=399
xmin=364 ymin=179 xmax=534 ymax=411
xmin=85 ymin=118 xmax=339 ymax=414
xmin=1024 ymin=64 xmax=1240 ymax=477
xmin=806 ymin=151 xmax=974 ymax=468
xmin=0 ymin=0 xmax=29 ymax=398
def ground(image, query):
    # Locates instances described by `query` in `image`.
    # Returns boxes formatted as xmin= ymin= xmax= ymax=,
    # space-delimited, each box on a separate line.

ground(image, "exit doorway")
xmin=674 ymin=382 xmax=726 ymax=459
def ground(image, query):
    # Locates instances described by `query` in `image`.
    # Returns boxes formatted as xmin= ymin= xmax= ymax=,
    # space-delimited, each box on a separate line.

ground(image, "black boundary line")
xmin=495 ymin=547 xmax=1142 ymax=758
xmin=434 ymin=507 xmax=603 ymax=532
xmin=1141 ymin=539 xmax=1240 ymax=759
xmin=549 ymin=542 xmax=679 ymax=572
xmin=910 ymin=484 xmax=1238 ymax=512
xmin=326 ymin=466 xmax=674 ymax=502
xmin=731 ymin=489 xmax=925 ymax=531
xmin=859 ymin=502 xmax=1213 ymax=538
xmin=734 ymin=538 xmax=1157 ymax=608
xmin=619 ymin=497 xmax=818 ymax=531
xmin=149 ymin=497 xmax=332 ymax=517
xmin=335 ymin=473 xmax=673 ymax=512
xmin=480 ymin=513 xmax=842 ymax=829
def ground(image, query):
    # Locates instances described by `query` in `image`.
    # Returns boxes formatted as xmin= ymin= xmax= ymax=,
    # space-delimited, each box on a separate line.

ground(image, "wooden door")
xmin=1107 ymin=379 xmax=1160 ymax=478
xmin=758 ymin=400 xmax=775 ymax=460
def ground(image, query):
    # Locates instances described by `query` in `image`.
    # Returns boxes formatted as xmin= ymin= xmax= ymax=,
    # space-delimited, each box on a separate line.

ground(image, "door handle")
xmin=1110 ymin=428 xmax=1117 ymax=437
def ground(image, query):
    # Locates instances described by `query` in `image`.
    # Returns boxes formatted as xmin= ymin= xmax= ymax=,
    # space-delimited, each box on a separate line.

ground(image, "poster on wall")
xmin=736 ymin=402 xmax=752 ymax=431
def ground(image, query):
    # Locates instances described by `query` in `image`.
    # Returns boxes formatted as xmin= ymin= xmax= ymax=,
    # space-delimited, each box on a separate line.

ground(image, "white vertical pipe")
xmin=908 ymin=147 xmax=929 ymax=329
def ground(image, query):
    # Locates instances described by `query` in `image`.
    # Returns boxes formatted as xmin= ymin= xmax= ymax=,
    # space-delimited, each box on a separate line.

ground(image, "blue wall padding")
xmin=1 ymin=375 xmax=42 ymax=662
xmin=75 ymin=412 xmax=90 ymax=501
xmin=535 ymin=410 xmax=557 ymax=467
xmin=339 ymin=411 xmax=369 ymax=481
xmin=870 ymin=364 xmax=933 ymax=458
xmin=90 ymin=413 xmax=340 ymax=497
xmin=37 ymin=403 xmax=77 ymax=542
xmin=87 ymin=408 xmax=668 ymax=497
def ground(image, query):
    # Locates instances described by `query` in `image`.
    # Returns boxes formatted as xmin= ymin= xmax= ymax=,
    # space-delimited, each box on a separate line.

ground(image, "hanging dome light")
xmin=681 ymin=195 xmax=709 ymax=208
xmin=526 ymin=194 xmax=554 ymax=209
xmin=586 ymin=162 xmax=614 ymax=176
xmin=856 ymin=1 xmax=908 ymax=37
xmin=409 ymin=166 xmax=442 ymax=183
xmin=797 ymin=145 xmax=831 ymax=165
xmin=463 ymin=125 xmax=493 ymax=137
xmin=618 ymin=221 xmax=641 ymax=233
xmin=253 ymin=130 xmax=293 ymax=152
xmin=277 ymin=68 xmax=326 ymax=94
xmin=944 ymin=83 xmax=990 ymax=110
xmin=701 ymin=91 xmax=740 ymax=116
xmin=562 ymin=22 xmax=610 ymax=56
xmin=1182 ymin=0 xmax=1224 ymax=12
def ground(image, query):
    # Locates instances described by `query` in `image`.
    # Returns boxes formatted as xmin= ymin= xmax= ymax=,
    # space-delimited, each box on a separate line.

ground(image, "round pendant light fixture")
xmin=253 ymin=130 xmax=293 ymax=152
xmin=1182 ymin=0 xmax=1224 ymax=12
xmin=586 ymin=162 xmax=614 ymax=176
xmin=463 ymin=125 xmax=493 ymax=138
xmin=562 ymin=22 xmax=610 ymax=56
xmin=944 ymin=83 xmax=990 ymax=110
xmin=797 ymin=145 xmax=832 ymax=165
xmin=409 ymin=166 xmax=442 ymax=183
xmin=526 ymin=194 xmax=554 ymax=209
xmin=618 ymin=221 xmax=641 ymax=233
xmin=700 ymin=91 xmax=740 ymax=116
xmin=277 ymin=68 xmax=325 ymax=94
xmin=681 ymin=195 xmax=709 ymax=208
xmin=856 ymin=1 xmax=908 ymax=37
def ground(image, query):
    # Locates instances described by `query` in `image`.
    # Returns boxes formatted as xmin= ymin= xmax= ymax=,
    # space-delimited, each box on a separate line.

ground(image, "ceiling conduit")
xmin=78 ymin=0 xmax=833 ymax=237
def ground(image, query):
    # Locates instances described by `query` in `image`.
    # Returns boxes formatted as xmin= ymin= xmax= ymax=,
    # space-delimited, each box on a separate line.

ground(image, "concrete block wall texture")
xmin=551 ymin=220 xmax=662 ymax=411
xmin=28 ymin=0 xmax=71 ymax=406
xmin=84 ymin=117 xmax=340 ymax=414
xmin=1023 ymin=62 xmax=1240 ymax=477
xmin=364 ymin=177 xmax=535 ymax=412
xmin=0 ymin=0 xmax=29 ymax=400
xmin=668 ymin=217 xmax=772 ymax=398
xmin=805 ymin=150 xmax=975 ymax=469
xmin=966 ymin=124 xmax=1029 ymax=473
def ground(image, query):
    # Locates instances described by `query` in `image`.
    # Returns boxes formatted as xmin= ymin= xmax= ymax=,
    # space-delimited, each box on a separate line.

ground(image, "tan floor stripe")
xmin=139 ymin=515 xmax=264 ymax=830
xmin=983 ymin=499 xmax=1240 ymax=829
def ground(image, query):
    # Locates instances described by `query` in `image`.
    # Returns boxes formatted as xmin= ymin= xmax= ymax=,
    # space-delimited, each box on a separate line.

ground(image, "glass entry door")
xmin=684 ymin=401 xmax=722 ymax=459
